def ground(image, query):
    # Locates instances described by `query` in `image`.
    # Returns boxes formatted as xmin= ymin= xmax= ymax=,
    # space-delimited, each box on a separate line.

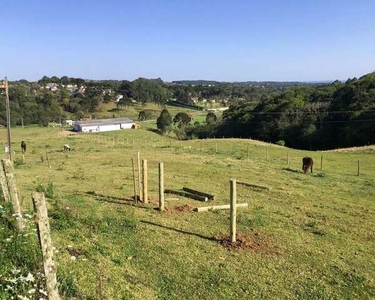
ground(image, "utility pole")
xmin=1 ymin=77 xmax=11 ymax=160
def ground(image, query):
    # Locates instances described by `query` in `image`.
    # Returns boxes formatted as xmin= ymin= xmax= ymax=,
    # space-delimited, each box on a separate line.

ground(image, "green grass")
xmin=1 ymin=126 xmax=375 ymax=299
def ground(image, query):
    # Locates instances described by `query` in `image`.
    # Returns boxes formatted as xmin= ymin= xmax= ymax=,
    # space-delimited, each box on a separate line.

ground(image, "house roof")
xmin=75 ymin=117 xmax=134 ymax=127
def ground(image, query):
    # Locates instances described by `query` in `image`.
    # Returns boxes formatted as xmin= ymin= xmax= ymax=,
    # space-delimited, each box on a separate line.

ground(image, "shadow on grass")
xmin=147 ymin=128 xmax=161 ymax=134
xmin=283 ymin=167 xmax=303 ymax=174
xmin=85 ymin=191 xmax=149 ymax=209
xmin=140 ymin=220 xmax=217 ymax=242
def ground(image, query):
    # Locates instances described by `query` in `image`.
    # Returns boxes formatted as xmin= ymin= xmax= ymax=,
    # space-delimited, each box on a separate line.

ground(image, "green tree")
xmin=157 ymin=108 xmax=173 ymax=134
xmin=206 ymin=112 xmax=217 ymax=124
xmin=173 ymin=112 xmax=191 ymax=128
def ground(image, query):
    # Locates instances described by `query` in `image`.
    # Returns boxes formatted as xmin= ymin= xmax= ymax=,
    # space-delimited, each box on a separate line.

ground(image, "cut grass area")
xmin=1 ymin=126 xmax=375 ymax=299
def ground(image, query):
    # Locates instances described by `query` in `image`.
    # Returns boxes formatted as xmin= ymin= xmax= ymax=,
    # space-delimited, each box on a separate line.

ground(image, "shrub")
xmin=276 ymin=140 xmax=285 ymax=146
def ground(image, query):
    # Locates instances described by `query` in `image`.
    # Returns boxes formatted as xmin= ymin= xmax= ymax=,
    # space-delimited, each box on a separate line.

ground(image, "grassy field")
xmin=1 ymin=126 xmax=375 ymax=299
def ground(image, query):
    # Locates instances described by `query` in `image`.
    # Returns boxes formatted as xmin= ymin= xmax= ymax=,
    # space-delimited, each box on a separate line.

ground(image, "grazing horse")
xmin=302 ymin=157 xmax=314 ymax=173
xmin=21 ymin=141 xmax=26 ymax=153
xmin=63 ymin=144 xmax=71 ymax=152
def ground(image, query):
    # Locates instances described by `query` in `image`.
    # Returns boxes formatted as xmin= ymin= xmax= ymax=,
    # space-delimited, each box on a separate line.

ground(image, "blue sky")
xmin=1 ymin=0 xmax=375 ymax=82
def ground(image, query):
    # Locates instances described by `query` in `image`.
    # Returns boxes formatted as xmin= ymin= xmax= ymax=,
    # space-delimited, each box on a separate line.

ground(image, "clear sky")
xmin=1 ymin=0 xmax=374 ymax=82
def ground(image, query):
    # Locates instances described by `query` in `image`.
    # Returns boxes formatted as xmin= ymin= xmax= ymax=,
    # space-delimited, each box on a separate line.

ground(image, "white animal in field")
xmin=63 ymin=144 xmax=71 ymax=152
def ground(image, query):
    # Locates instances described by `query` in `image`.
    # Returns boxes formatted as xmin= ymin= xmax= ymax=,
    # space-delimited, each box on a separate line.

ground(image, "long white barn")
xmin=73 ymin=117 xmax=135 ymax=133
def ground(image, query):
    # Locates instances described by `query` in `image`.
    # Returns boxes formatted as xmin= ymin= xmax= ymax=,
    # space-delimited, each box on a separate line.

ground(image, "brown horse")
xmin=302 ymin=157 xmax=314 ymax=173
xmin=21 ymin=141 xmax=26 ymax=153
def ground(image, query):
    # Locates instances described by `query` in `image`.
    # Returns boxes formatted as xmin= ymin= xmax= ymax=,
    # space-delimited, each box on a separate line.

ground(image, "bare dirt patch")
xmin=57 ymin=130 xmax=77 ymax=138
xmin=154 ymin=204 xmax=194 ymax=214
xmin=217 ymin=230 xmax=279 ymax=254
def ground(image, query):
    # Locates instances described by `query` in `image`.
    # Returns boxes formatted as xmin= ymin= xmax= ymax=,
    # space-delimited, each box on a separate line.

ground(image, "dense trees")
xmin=2 ymin=72 xmax=375 ymax=150
xmin=218 ymin=72 xmax=375 ymax=149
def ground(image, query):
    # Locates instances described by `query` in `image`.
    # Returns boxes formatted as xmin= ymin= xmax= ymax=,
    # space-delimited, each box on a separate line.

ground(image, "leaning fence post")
xmin=2 ymin=159 xmax=24 ymax=230
xmin=159 ymin=162 xmax=164 ymax=211
xmin=32 ymin=192 xmax=60 ymax=300
xmin=230 ymin=179 xmax=237 ymax=243
xmin=0 ymin=160 xmax=10 ymax=202
xmin=142 ymin=159 xmax=148 ymax=204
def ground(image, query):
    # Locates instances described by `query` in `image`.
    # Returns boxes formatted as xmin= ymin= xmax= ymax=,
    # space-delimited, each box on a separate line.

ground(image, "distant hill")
xmin=171 ymin=80 xmax=329 ymax=87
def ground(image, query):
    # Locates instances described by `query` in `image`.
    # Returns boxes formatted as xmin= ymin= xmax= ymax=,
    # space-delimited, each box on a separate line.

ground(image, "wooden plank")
xmin=0 ymin=160 xmax=10 ymax=202
xmin=194 ymin=203 xmax=248 ymax=212
xmin=2 ymin=159 xmax=24 ymax=230
xmin=164 ymin=189 xmax=208 ymax=202
xmin=182 ymin=187 xmax=215 ymax=200
xmin=236 ymin=180 xmax=271 ymax=191
xmin=32 ymin=192 xmax=60 ymax=300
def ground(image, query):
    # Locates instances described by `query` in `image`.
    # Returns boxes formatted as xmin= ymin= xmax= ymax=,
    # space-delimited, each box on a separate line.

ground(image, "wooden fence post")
xmin=247 ymin=146 xmax=249 ymax=159
xmin=0 ymin=160 xmax=10 ymax=202
xmin=321 ymin=155 xmax=323 ymax=170
xmin=131 ymin=158 xmax=137 ymax=203
xmin=142 ymin=159 xmax=148 ymax=204
xmin=32 ymin=192 xmax=60 ymax=300
xmin=287 ymin=152 xmax=290 ymax=167
xmin=45 ymin=149 xmax=51 ymax=169
xmin=266 ymin=149 xmax=269 ymax=161
xmin=137 ymin=152 xmax=142 ymax=201
xmin=215 ymin=143 xmax=218 ymax=154
xmin=230 ymin=179 xmax=237 ymax=243
xmin=2 ymin=159 xmax=24 ymax=230
xmin=201 ymin=140 xmax=203 ymax=152
xmin=159 ymin=162 xmax=164 ymax=211
xmin=357 ymin=160 xmax=360 ymax=176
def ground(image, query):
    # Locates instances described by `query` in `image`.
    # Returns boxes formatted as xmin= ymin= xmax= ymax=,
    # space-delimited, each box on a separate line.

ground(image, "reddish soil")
xmin=154 ymin=204 xmax=194 ymax=214
xmin=216 ymin=230 xmax=279 ymax=254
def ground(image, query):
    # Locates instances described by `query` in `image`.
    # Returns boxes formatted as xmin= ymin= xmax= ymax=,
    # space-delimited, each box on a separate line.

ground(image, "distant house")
xmin=73 ymin=117 xmax=135 ymax=133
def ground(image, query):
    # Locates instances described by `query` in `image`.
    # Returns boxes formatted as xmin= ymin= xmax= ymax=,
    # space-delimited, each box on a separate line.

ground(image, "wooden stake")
xmin=215 ymin=143 xmax=218 ymax=153
xmin=45 ymin=149 xmax=51 ymax=168
xmin=4 ymin=77 xmax=12 ymax=161
xmin=230 ymin=179 xmax=237 ymax=243
xmin=201 ymin=140 xmax=203 ymax=152
xmin=137 ymin=152 xmax=142 ymax=201
xmin=131 ymin=158 xmax=137 ymax=203
xmin=321 ymin=155 xmax=323 ymax=170
xmin=357 ymin=160 xmax=360 ymax=176
xmin=287 ymin=152 xmax=290 ymax=167
xmin=266 ymin=149 xmax=269 ymax=161
xmin=32 ymin=192 xmax=60 ymax=300
xmin=142 ymin=159 xmax=148 ymax=204
xmin=159 ymin=162 xmax=164 ymax=211
xmin=0 ymin=160 xmax=10 ymax=202
xmin=247 ymin=146 xmax=249 ymax=158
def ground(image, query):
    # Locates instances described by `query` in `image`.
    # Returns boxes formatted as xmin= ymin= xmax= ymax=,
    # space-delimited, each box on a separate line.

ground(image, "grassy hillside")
xmin=1 ymin=126 xmax=375 ymax=299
